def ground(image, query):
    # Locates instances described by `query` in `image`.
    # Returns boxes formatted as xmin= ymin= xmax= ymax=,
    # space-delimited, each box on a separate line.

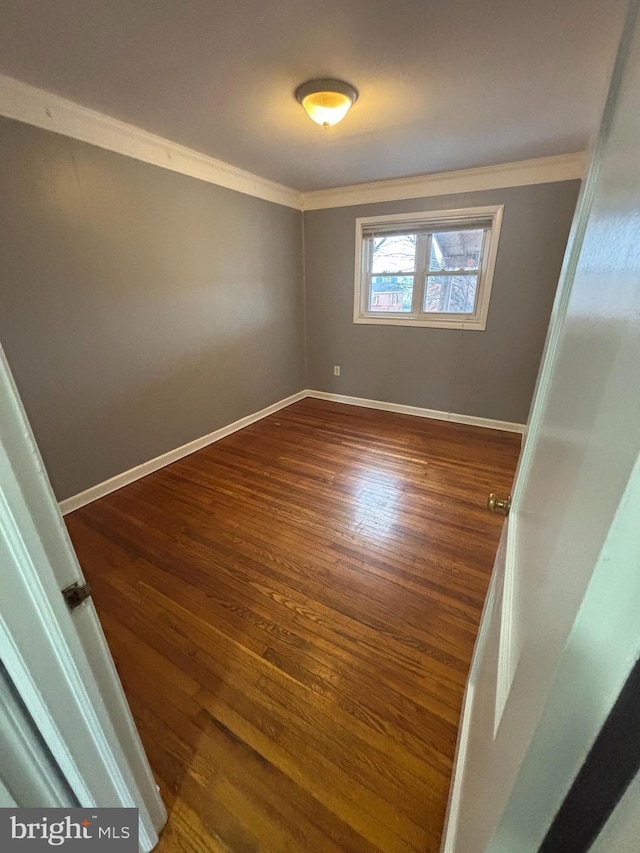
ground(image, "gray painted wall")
xmin=303 ymin=182 xmax=580 ymax=424
xmin=0 ymin=117 xmax=305 ymax=501
xmin=0 ymin=113 xmax=579 ymax=501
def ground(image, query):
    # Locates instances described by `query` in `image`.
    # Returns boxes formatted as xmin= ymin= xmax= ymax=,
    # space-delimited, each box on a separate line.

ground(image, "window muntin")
xmin=354 ymin=206 xmax=503 ymax=330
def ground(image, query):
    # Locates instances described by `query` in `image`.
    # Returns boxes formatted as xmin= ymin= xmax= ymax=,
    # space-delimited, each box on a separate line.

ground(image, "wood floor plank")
xmin=66 ymin=398 xmax=520 ymax=852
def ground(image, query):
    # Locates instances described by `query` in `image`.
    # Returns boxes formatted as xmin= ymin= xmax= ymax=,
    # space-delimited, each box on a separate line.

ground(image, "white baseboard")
xmin=305 ymin=390 xmax=526 ymax=434
xmin=59 ymin=388 xmax=524 ymax=514
xmin=58 ymin=391 xmax=307 ymax=515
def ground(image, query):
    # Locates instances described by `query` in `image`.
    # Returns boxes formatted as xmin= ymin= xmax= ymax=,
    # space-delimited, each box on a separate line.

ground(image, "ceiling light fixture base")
xmin=295 ymin=79 xmax=358 ymax=128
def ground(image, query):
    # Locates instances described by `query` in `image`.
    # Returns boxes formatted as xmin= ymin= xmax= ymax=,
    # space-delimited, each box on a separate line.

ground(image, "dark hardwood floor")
xmin=65 ymin=398 xmax=521 ymax=852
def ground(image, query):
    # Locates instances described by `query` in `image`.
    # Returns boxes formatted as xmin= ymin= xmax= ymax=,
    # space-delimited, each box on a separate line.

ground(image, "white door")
xmin=442 ymin=2 xmax=640 ymax=850
xmin=0 ymin=345 xmax=166 ymax=851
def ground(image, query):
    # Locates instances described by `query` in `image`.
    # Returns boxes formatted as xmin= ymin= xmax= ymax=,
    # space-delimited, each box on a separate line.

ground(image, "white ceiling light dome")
xmin=295 ymin=79 xmax=358 ymax=128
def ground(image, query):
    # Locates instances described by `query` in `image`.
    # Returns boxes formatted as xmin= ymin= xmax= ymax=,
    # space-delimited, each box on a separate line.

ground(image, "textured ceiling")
xmin=0 ymin=0 xmax=627 ymax=191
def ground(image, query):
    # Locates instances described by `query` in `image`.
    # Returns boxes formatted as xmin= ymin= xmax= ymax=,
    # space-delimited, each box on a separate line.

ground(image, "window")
xmin=354 ymin=205 xmax=503 ymax=330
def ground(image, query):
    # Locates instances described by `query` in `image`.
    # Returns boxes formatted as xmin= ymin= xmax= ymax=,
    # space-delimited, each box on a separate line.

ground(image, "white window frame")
xmin=353 ymin=205 xmax=504 ymax=330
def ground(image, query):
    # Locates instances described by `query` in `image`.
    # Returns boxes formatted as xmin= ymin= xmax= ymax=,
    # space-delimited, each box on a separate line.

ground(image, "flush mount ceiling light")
xmin=295 ymin=79 xmax=358 ymax=128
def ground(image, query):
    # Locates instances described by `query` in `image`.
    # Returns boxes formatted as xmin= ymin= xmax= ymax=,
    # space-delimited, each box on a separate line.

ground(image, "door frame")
xmin=440 ymin=134 xmax=600 ymax=853
xmin=0 ymin=345 xmax=165 ymax=850
xmin=441 ymin=1 xmax=640 ymax=847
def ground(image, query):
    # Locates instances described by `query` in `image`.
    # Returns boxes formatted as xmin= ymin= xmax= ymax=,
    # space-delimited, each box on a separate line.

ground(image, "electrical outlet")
xmin=333 ymin=365 xmax=341 ymax=376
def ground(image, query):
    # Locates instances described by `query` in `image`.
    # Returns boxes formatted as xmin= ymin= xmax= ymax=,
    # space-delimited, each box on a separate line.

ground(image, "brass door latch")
xmin=487 ymin=493 xmax=511 ymax=516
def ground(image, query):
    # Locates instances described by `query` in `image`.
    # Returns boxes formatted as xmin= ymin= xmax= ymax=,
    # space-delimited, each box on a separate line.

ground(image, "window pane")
xmin=424 ymin=275 xmax=478 ymax=313
xmin=429 ymin=229 xmax=484 ymax=272
xmin=371 ymin=234 xmax=417 ymax=274
xmin=370 ymin=276 xmax=414 ymax=312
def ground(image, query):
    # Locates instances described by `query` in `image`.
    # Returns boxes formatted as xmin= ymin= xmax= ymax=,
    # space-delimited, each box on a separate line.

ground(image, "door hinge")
xmin=62 ymin=581 xmax=92 ymax=612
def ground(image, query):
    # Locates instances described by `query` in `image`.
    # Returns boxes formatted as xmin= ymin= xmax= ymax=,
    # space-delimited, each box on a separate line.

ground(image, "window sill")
xmin=353 ymin=314 xmax=487 ymax=330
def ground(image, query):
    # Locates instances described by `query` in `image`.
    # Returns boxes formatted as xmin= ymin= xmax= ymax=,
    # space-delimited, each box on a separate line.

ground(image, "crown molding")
xmin=0 ymin=74 xmax=586 ymax=213
xmin=0 ymin=74 xmax=303 ymax=210
xmin=301 ymin=152 xmax=587 ymax=211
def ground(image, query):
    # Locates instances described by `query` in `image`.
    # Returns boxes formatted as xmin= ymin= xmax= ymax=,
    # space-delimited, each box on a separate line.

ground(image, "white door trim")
xmin=0 ymin=658 xmax=73 ymax=807
xmin=0 ymin=346 xmax=165 ymax=850
xmin=0 ymin=779 xmax=18 ymax=809
xmin=441 ymin=525 xmax=508 ymax=853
